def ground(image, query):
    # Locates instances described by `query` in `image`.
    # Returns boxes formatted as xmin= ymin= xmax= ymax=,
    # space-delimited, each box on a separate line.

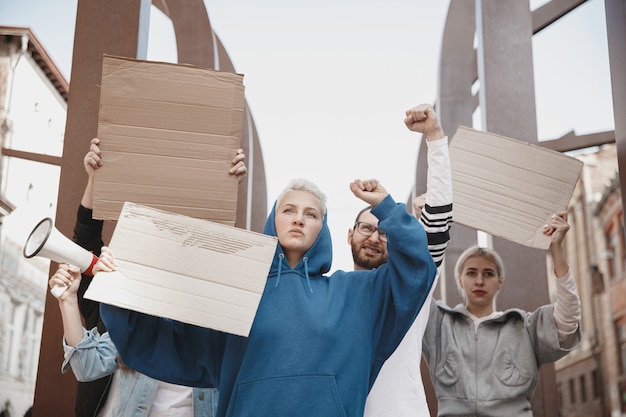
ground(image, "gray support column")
xmin=415 ymin=0 xmax=479 ymax=307
xmin=33 ymin=1 xmax=148 ymax=415
xmin=475 ymin=1 xmax=556 ymax=416
xmin=603 ymin=2 xmax=626 ymax=410
xmin=605 ymin=0 xmax=626 ymax=227
xmin=418 ymin=2 xmax=478 ymax=414
xmin=434 ymin=0 xmax=479 ymax=307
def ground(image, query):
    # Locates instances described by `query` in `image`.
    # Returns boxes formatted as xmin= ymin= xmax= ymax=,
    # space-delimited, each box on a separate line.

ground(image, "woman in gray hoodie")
xmin=422 ymin=211 xmax=581 ymax=416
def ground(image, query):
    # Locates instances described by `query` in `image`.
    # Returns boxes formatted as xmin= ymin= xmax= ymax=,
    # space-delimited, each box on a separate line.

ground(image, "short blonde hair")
xmin=455 ymin=245 xmax=505 ymax=301
xmin=276 ymin=178 xmax=327 ymax=215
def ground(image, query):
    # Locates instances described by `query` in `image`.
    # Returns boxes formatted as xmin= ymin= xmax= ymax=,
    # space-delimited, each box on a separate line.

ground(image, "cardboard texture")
xmin=84 ymin=202 xmax=277 ymax=337
xmin=449 ymin=126 xmax=583 ymax=249
xmin=93 ymin=55 xmax=245 ymax=225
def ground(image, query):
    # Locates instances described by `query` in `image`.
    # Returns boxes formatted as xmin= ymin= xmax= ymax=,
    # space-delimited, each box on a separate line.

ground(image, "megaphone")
xmin=23 ymin=217 xmax=99 ymax=298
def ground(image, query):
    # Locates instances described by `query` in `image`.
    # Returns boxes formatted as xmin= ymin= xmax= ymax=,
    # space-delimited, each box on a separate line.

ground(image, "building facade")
xmin=0 ymin=26 xmax=67 ymax=417
xmin=556 ymin=143 xmax=626 ymax=417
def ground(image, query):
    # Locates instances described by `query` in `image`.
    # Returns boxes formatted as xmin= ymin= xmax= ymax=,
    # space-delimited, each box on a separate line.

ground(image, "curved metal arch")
xmin=152 ymin=0 xmax=267 ymax=232
xmin=417 ymin=2 xmax=603 ymax=416
xmin=411 ymin=0 xmax=477 ymax=299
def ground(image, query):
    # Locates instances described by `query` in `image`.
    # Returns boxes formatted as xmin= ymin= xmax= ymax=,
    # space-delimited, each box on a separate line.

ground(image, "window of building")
xmin=6 ymin=59 xmax=65 ymax=157
xmin=580 ymin=374 xmax=587 ymax=403
xmin=618 ymin=320 xmax=626 ymax=375
xmin=0 ymin=300 xmax=14 ymax=373
xmin=606 ymin=226 xmax=616 ymax=279
xmin=620 ymin=379 xmax=626 ymax=412
xmin=569 ymin=378 xmax=576 ymax=405
xmin=591 ymin=369 xmax=601 ymax=399
xmin=611 ymin=231 xmax=620 ymax=280
xmin=606 ymin=211 xmax=626 ymax=281
xmin=617 ymin=214 xmax=626 ymax=274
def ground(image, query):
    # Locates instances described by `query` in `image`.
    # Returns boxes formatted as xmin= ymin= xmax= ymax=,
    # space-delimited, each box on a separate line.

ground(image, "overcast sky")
xmin=0 ymin=0 xmax=615 ymax=271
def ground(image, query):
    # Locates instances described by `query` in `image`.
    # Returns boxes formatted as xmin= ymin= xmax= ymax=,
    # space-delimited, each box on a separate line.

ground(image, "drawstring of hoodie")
xmin=303 ymin=257 xmax=313 ymax=293
xmin=275 ymin=253 xmax=284 ymax=287
xmin=274 ymin=254 xmax=313 ymax=293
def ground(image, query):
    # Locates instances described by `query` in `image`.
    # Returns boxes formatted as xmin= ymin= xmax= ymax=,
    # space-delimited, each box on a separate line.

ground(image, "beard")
xmin=351 ymin=243 xmax=387 ymax=270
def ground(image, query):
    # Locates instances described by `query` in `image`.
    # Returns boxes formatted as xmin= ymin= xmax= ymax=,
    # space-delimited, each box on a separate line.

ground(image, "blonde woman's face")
xmin=275 ymin=190 xmax=323 ymax=262
xmin=458 ymin=255 xmax=503 ymax=314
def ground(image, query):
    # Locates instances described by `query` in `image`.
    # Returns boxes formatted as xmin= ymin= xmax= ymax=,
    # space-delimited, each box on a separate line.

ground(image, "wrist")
xmin=58 ymin=294 xmax=79 ymax=308
xmin=425 ymin=127 xmax=445 ymax=141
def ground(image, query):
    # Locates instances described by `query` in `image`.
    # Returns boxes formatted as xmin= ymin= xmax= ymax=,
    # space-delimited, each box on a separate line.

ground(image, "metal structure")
xmin=32 ymin=1 xmax=266 ymax=415
xmin=412 ymin=0 xmax=624 ymax=415
xmin=30 ymin=0 xmax=626 ymax=415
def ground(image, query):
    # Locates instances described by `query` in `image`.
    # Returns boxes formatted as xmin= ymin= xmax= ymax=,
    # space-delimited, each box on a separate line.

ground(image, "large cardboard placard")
xmin=85 ymin=202 xmax=277 ymax=337
xmin=450 ymin=126 xmax=584 ymax=249
xmin=93 ymin=55 xmax=245 ymax=225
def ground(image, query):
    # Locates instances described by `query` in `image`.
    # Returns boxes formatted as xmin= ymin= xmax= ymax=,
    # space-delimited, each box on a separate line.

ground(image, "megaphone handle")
xmin=50 ymin=254 xmax=98 ymax=298
xmin=50 ymin=284 xmax=68 ymax=298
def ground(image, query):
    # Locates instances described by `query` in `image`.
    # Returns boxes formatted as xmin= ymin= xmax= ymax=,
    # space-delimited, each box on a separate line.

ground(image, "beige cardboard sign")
xmin=450 ymin=126 xmax=583 ymax=249
xmin=84 ymin=202 xmax=277 ymax=337
xmin=93 ymin=55 xmax=245 ymax=225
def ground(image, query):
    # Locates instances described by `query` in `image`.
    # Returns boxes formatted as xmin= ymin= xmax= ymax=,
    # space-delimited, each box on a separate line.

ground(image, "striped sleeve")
xmin=420 ymin=204 xmax=452 ymax=267
xmin=419 ymin=137 xmax=453 ymax=267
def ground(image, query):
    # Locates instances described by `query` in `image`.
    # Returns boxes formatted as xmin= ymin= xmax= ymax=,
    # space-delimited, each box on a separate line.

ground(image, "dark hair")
xmin=354 ymin=205 xmax=373 ymax=224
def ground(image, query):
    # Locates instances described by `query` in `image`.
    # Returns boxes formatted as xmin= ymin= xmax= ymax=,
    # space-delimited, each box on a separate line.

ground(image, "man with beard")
xmin=348 ymin=103 xmax=453 ymax=417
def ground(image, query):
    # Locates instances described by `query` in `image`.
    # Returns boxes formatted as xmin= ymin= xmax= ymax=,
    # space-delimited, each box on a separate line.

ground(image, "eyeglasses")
xmin=353 ymin=221 xmax=387 ymax=242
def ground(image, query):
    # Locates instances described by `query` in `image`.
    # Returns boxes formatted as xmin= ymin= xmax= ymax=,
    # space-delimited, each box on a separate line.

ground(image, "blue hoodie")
xmin=100 ymin=194 xmax=436 ymax=417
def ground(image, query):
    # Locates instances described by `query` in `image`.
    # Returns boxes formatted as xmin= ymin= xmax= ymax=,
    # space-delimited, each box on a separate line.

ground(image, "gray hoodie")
xmin=423 ymin=300 xmax=581 ymax=416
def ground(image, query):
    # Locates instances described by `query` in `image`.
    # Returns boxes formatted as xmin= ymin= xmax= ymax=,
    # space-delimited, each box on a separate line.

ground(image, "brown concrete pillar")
xmin=32 ymin=1 xmax=148 ymax=415
xmin=34 ymin=1 xmax=270 ymax=414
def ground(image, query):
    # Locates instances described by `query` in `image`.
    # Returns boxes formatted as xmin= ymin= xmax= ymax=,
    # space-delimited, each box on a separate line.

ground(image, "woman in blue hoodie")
xmin=97 ymin=176 xmax=437 ymax=417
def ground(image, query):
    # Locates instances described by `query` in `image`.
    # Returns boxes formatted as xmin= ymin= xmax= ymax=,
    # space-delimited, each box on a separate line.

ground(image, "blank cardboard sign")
xmin=93 ymin=55 xmax=245 ymax=225
xmin=449 ymin=126 xmax=583 ymax=249
xmin=85 ymin=202 xmax=277 ymax=337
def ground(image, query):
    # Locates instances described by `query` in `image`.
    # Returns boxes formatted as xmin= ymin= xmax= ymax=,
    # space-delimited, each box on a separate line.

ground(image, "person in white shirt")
xmin=348 ymin=103 xmax=453 ymax=417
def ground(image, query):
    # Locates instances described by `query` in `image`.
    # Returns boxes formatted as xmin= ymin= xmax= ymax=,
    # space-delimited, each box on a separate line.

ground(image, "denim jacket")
xmin=62 ymin=327 xmax=218 ymax=417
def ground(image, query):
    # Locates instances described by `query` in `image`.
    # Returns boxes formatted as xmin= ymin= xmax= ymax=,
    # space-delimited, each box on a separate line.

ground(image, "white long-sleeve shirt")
xmin=365 ymin=137 xmax=452 ymax=417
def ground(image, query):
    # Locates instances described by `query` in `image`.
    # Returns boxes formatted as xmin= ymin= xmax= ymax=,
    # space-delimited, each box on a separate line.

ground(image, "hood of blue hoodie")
xmin=263 ymin=200 xmax=333 ymax=278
